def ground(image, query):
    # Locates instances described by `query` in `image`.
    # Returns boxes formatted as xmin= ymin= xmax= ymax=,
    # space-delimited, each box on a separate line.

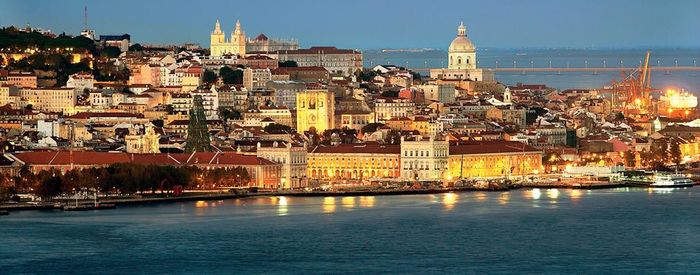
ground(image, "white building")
xmin=66 ymin=72 xmax=95 ymax=91
xmin=256 ymin=141 xmax=308 ymax=189
xmin=400 ymin=136 xmax=449 ymax=181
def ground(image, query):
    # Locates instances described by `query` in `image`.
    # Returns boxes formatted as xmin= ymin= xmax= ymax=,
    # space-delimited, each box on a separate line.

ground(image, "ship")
xmin=651 ymin=174 xmax=694 ymax=188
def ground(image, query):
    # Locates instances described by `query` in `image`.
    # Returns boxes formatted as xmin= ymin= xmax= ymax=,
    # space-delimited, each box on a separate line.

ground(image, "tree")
xmin=380 ymin=90 xmax=399 ymax=97
xmin=128 ymin=43 xmax=144 ymax=52
xmin=185 ymin=95 xmax=212 ymax=152
xmin=219 ymin=108 xmax=241 ymax=120
xmin=100 ymin=46 xmax=122 ymax=58
xmin=278 ymin=61 xmax=298 ymax=67
xmin=219 ymin=66 xmax=243 ymax=84
xmin=356 ymin=69 xmax=377 ymax=82
xmin=152 ymin=119 xmax=164 ymax=128
xmin=384 ymin=129 xmax=402 ymax=145
xmin=361 ymin=123 xmax=385 ymax=134
xmin=36 ymin=172 xmax=63 ymax=200
xmin=670 ymin=140 xmax=682 ymax=166
xmin=202 ymin=69 xmax=218 ymax=84
xmin=264 ymin=123 xmax=292 ymax=134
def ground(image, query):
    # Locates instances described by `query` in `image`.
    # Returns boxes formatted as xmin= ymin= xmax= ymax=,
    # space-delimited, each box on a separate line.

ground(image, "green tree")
xmin=264 ymin=123 xmax=292 ymax=134
xmin=384 ymin=129 xmax=402 ymax=145
xmin=219 ymin=66 xmax=243 ymax=84
xmin=128 ymin=43 xmax=144 ymax=52
xmin=202 ymin=69 xmax=218 ymax=84
xmin=100 ymin=46 xmax=121 ymax=58
xmin=278 ymin=61 xmax=298 ymax=67
xmin=361 ymin=123 xmax=385 ymax=134
xmin=219 ymin=107 xmax=241 ymax=120
xmin=380 ymin=90 xmax=399 ymax=97
xmin=36 ymin=172 xmax=63 ymax=200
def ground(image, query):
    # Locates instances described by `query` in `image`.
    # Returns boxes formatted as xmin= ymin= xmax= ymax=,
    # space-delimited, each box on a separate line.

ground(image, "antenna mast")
xmin=84 ymin=5 xmax=88 ymax=30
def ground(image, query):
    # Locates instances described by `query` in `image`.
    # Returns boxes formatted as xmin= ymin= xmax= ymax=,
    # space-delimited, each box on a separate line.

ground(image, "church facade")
xmin=296 ymin=89 xmax=335 ymax=133
xmin=210 ymin=19 xmax=246 ymax=57
xmin=430 ymin=21 xmax=495 ymax=82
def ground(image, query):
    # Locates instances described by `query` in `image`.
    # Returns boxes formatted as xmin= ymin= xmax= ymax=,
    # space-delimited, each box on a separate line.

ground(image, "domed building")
xmin=430 ymin=21 xmax=494 ymax=83
xmin=448 ymin=21 xmax=476 ymax=70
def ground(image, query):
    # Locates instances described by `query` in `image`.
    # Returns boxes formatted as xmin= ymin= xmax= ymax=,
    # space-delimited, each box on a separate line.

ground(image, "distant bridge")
xmin=409 ymin=66 xmax=700 ymax=73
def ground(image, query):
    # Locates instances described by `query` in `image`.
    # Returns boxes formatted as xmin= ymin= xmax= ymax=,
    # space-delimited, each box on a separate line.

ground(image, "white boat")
xmin=651 ymin=174 xmax=694 ymax=188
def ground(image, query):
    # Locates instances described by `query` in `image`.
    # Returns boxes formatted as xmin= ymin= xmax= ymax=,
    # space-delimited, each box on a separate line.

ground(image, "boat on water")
xmin=651 ymin=174 xmax=694 ymax=188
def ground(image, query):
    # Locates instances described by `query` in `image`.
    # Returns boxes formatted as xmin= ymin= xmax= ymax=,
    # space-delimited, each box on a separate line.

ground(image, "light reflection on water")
xmin=277 ymin=196 xmax=288 ymax=216
xmin=443 ymin=193 xmax=457 ymax=210
xmin=323 ymin=197 xmax=336 ymax=213
xmin=359 ymin=196 xmax=375 ymax=208
xmin=341 ymin=197 xmax=356 ymax=209
xmin=498 ymin=192 xmax=510 ymax=205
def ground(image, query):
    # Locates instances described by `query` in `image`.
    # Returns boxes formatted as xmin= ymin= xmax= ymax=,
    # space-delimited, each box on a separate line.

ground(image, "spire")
xmin=213 ymin=19 xmax=222 ymax=34
xmin=234 ymin=19 xmax=241 ymax=33
xmin=457 ymin=20 xmax=466 ymax=36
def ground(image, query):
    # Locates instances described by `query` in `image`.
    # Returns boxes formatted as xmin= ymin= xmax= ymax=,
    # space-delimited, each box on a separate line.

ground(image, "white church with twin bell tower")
xmin=210 ymin=19 xmax=246 ymax=57
xmin=430 ymin=21 xmax=495 ymax=82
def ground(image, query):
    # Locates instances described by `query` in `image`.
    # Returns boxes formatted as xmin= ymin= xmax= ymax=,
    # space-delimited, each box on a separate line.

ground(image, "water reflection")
xmin=443 ymin=193 xmax=457 ymax=210
xmin=323 ymin=197 xmax=336 ymax=213
xmin=569 ymin=189 xmax=582 ymax=202
xmin=359 ymin=196 xmax=375 ymax=208
xmin=499 ymin=192 xmax=510 ymax=205
xmin=527 ymin=188 xmax=542 ymax=200
xmin=277 ymin=196 xmax=288 ymax=216
xmin=341 ymin=197 xmax=356 ymax=209
xmin=475 ymin=192 xmax=488 ymax=201
xmin=547 ymin=189 xmax=560 ymax=200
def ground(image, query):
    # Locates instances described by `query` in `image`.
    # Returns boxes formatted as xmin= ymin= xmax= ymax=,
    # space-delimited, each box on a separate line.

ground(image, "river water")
xmin=2 ymin=188 xmax=700 ymax=273
xmin=364 ymin=48 xmax=700 ymax=90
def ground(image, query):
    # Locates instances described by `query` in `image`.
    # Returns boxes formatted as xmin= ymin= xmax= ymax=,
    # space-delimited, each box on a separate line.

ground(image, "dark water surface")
xmin=2 ymin=188 xmax=700 ymax=274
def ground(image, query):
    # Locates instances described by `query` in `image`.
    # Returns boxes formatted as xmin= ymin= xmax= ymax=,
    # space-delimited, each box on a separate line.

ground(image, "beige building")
xmin=0 ymin=85 xmax=20 ymax=106
xmin=256 ymin=141 xmax=308 ymax=189
xmin=400 ymin=136 xmax=449 ymax=181
xmin=244 ymin=106 xmax=293 ymax=127
xmin=20 ymin=88 xmax=77 ymax=113
xmin=308 ymin=143 xmax=401 ymax=181
xmin=296 ymin=89 xmax=335 ymax=132
xmin=243 ymin=68 xmax=272 ymax=89
xmin=374 ymin=97 xmax=415 ymax=122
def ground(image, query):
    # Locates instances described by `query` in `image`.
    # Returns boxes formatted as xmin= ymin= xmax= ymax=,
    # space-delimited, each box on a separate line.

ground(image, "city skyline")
xmin=2 ymin=0 xmax=699 ymax=49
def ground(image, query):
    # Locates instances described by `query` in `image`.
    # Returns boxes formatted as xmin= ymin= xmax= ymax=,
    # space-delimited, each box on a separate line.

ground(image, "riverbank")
xmin=0 ymin=181 xmax=692 ymax=214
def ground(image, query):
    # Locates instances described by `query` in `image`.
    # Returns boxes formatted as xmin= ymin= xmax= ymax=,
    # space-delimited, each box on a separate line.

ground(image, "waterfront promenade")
xmin=0 ymin=180 xmax=677 ymax=213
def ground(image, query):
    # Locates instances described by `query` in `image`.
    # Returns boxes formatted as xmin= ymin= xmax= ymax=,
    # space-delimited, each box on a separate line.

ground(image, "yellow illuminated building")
xmin=448 ymin=141 xmax=542 ymax=179
xmin=296 ymin=89 xmax=335 ymax=133
xmin=308 ymin=143 xmax=400 ymax=181
xmin=210 ymin=19 xmax=246 ymax=57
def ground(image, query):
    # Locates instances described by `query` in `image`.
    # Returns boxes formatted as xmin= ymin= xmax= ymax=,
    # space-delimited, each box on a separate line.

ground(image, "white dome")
xmin=449 ymin=36 xmax=475 ymax=53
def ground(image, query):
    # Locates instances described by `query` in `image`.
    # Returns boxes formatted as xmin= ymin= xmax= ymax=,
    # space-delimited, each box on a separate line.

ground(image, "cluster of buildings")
xmin=1 ymin=19 xmax=698 ymax=191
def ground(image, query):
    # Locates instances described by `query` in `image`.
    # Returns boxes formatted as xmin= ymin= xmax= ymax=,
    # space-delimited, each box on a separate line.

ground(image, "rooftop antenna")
xmin=84 ymin=5 xmax=88 ymax=30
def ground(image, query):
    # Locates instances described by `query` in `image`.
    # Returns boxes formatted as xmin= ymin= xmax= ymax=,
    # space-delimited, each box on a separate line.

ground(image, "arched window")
xmin=458 ymin=57 xmax=462 ymax=65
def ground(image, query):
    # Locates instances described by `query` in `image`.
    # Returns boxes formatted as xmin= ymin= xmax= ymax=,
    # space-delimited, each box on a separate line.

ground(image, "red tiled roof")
xmin=449 ymin=141 xmax=541 ymax=155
